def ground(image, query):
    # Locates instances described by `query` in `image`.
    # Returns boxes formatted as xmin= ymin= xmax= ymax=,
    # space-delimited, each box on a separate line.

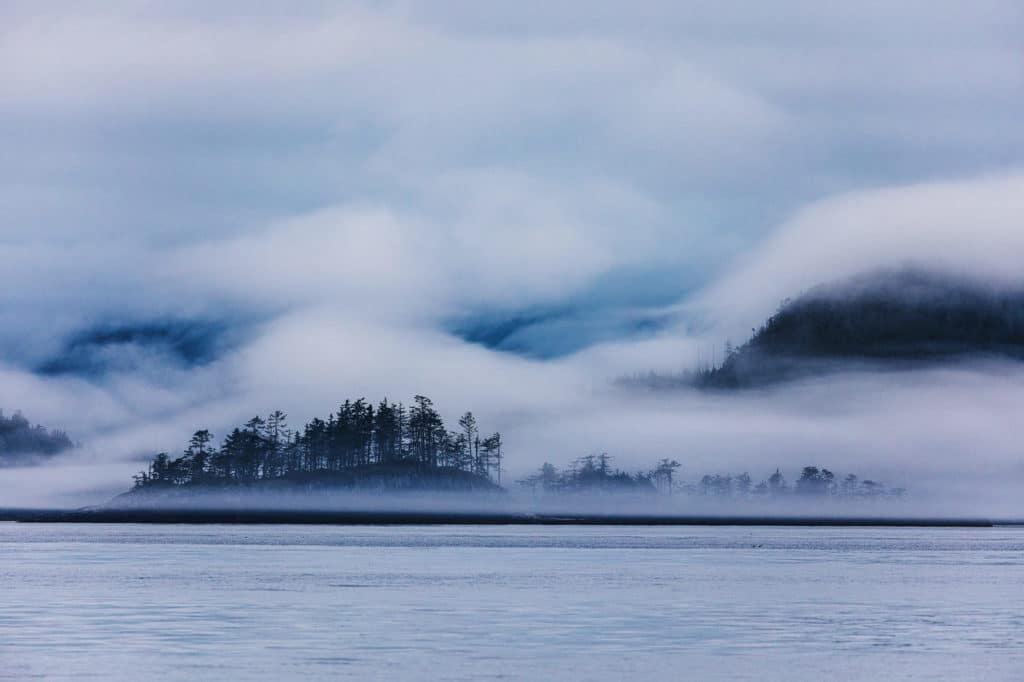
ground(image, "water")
xmin=2 ymin=524 xmax=1022 ymax=681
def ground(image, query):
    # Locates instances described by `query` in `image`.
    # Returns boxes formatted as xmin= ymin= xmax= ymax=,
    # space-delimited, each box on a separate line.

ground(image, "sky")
xmin=2 ymin=1 xmax=1024 ymax=507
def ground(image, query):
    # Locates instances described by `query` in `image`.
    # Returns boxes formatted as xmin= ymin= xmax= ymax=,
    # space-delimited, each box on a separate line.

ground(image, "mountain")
xmin=700 ymin=268 xmax=1024 ymax=387
xmin=0 ymin=410 xmax=74 ymax=465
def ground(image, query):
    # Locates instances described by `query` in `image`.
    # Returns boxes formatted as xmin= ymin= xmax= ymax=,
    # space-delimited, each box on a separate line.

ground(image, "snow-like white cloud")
xmin=696 ymin=172 xmax=1024 ymax=336
xmin=1 ymin=1 xmax=1023 ymax=507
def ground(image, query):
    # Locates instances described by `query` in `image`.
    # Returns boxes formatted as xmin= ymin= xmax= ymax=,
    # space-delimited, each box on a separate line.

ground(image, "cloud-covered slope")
xmin=701 ymin=269 xmax=1024 ymax=387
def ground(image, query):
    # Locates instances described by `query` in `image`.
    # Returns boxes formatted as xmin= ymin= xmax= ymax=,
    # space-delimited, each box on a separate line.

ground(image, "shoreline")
xmin=0 ymin=508 xmax=1003 ymax=526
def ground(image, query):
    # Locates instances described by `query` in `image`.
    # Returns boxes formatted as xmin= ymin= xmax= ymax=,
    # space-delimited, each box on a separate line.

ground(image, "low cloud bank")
xmin=5 ymin=173 xmax=1024 ymax=513
xmin=1 ymin=4 xmax=1022 ymax=514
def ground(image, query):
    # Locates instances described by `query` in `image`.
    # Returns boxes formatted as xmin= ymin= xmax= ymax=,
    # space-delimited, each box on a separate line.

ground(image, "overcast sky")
xmin=2 ymin=2 xmax=1023 ymax=505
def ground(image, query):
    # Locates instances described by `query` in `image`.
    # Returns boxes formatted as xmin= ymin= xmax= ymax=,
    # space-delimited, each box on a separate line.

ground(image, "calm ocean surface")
xmin=1 ymin=523 xmax=1022 ymax=680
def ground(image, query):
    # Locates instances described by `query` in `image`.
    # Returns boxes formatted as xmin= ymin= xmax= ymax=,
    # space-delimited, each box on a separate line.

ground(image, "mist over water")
xmin=3 ymin=358 xmax=1024 ymax=518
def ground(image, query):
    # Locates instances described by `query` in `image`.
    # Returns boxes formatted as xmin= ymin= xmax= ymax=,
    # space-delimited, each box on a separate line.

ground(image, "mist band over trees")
xmin=516 ymin=457 xmax=903 ymax=502
xmin=125 ymin=392 xmax=904 ymax=508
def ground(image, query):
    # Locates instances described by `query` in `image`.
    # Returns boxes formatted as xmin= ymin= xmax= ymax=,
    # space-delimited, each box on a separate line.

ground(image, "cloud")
xmin=0 ymin=2 xmax=1023 ymax=509
xmin=695 ymin=172 xmax=1024 ymax=336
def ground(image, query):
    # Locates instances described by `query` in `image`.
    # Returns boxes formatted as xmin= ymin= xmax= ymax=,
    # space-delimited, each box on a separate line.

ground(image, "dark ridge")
xmin=0 ymin=409 xmax=74 ymax=465
xmin=449 ymin=305 xmax=672 ymax=360
xmin=4 ymin=508 xmax=994 ymax=527
xmin=36 ymin=318 xmax=240 ymax=377
xmin=627 ymin=268 xmax=1024 ymax=390
xmin=450 ymin=308 xmax=567 ymax=356
xmin=745 ymin=269 xmax=1024 ymax=360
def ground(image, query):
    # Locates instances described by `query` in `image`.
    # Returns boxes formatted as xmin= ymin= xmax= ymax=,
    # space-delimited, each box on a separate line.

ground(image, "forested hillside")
xmin=627 ymin=269 xmax=1024 ymax=389
xmin=0 ymin=410 xmax=74 ymax=464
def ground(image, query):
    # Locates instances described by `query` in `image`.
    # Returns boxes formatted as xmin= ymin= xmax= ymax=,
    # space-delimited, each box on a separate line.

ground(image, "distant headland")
xmin=622 ymin=268 xmax=1024 ymax=389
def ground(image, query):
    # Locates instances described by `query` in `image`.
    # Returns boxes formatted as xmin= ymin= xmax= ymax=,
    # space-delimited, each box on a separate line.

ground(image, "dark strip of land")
xmin=0 ymin=508 xmax=996 ymax=526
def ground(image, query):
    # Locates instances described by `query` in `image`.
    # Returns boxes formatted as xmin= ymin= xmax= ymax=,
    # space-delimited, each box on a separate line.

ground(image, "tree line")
xmin=0 ymin=409 xmax=74 ymax=464
xmin=517 ymin=455 xmax=679 ymax=494
xmin=692 ymin=466 xmax=903 ymax=499
xmin=132 ymin=395 xmax=502 ymax=489
xmin=518 ymin=457 xmax=903 ymax=499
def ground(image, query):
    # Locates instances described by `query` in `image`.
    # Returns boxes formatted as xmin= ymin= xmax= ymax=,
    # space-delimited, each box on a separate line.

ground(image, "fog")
xmin=4 ymin=358 xmax=1024 ymax=519
xmin=1 ymin=3 xmax=1023 ymax=517
xmin=4 ymin=176 xmax=1024 ymax=515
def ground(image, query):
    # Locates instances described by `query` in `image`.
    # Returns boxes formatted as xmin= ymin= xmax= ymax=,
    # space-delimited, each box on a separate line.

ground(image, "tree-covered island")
xmin=127 ymin=394 xmax=902 ymax=503
xmin=130 ymin=395 xmax=503 ymax=493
